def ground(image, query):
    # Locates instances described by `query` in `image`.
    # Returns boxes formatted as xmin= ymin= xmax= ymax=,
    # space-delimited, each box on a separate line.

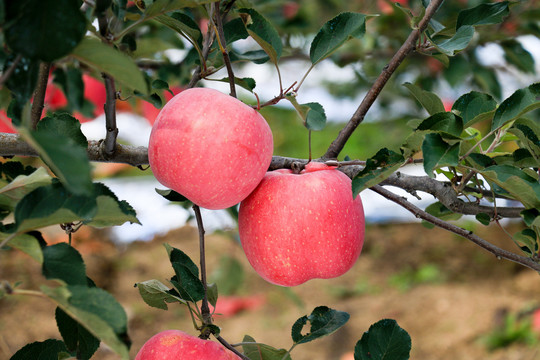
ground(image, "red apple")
xmin=77 ymin=74 xmax=107 ymax=122
xmin=142 ymin=86 xmax=183 ymax=125
xmin=44 ymin=82 xmax=68 ymax=110
xmin=238 ymin=162 xmax=365 ymax=287
xmin=0 ymin=110 xmax=16 ymax=133
xmin=135 ymin=330 xmax=240 ymax=360
xmin=148 ymin=87 xmax=273 ymax=210
xmin=443 ymin=99 xmax=453 ymax=112
xmin=210 ymin=294 xmax=265 ymax=318
xmin=532 ymin=308 xmax=540 ymax=333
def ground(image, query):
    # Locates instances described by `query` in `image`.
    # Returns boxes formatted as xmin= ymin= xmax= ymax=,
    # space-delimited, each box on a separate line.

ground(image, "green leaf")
xmin=0 ymin=167 xmax=51 ymax=211
xmin=165 ymin=244 xmax=204 ymax=302
xmin=285 ymin=95 xmax=327 ymax=131
xmin=18 ymin=114 xmax=93 ymax=196
xmin=165 ymin=244 xmax=199 ymax=276
xmin=241 ymin=335 xmax=291 ymax=360
xmin=491 ymin=83 xmax=540 ymax=131
xmin=72 ymin=37 xmax=148 ymax=95
xmin=6 ymin=232 xmax=45 ymax=263
xmin=425 ymin=202 xmax=462 ymax=222
xmin=4 ymin=56 xmax=40 ymax=104
xmin=14 ymin=180 xmax=97 ymax=233
xmin=512 ymin=229 xmax=538 ymax=256
xmin=213 ymin=77 xmax=256 ymax=92
xmin=452 ymin=91 xmax=497 ymax=127
xmin=402 ymin=83 xmax=445 ymax=116
xmin=56 ymin=308 xmax=100 ymax=360
xmin=422 ymin=134 xmax=460 ymax=177
xmin=501 ymin=40 xmax=536 ymax=74
xmin=10 ymin=339 xmax=70 ymax=360
xmin=509 ymin=119 xmax=540 ymax=164
xmin=238 ymin=8 xmax=282 ymax=63
xmin=135 ymin=279 xmax=186 ymax=310
xmin=291 ymin=306 xmax=350 ymax=345
xmin=521 ymin=208 xmax=540 ymax=228
xmin=352 ymin=148 xmax=405 ymax=197
xmin=456 ymin=1 xmax=510 ymax=29
xmin=354 ymin=319 xmax=411 ymax=360
xmin=4 ymin=0 xmax=86 ymax=62
xmin=41 ymin=285 xmax=130 ymax=360
xmin=432 ymin=25 xmax=475 ymax=56
xmin=416 ymin=112 xmax=464 ymax=139
xmin=210 ymin=256 xmax=245 ymax=296
xmin=309 ymin=12 xmax=366 ymax=65
xmin=155 ymin=12 xmax=203 ymax=60
xmin=224 ymin=17 xmax=250 ymax=46
xmin=480 ymin=165 xmax=540 ymax=209
xmin=472 ymin=65 xmax=502 ymax=100
xmin=42 ymin=243 xmax=88 ymax=286
xmin=155 ymin=188 xmax=190 ymax=202
xmin=84 ymin=183 xmax=140 ymax=228
xmin=476 ymin=213 xmax=491 ymax=226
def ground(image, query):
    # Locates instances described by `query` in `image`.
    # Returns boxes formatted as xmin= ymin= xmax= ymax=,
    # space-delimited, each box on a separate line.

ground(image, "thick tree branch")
xmin=370 ymin=185 xmax=540 ymax=272
xmin=323 ymin=0 xmax=444 ymax=160
xmin=30 ymin=62 xmax=51 ymax=129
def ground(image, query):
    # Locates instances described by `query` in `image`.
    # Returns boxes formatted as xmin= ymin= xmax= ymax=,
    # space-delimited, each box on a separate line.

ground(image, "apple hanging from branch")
xmin=148 ymin=87 xmax=273 ymax=210
xmin=135 ymin=330 xmax=240 ymax=360
xmin=238 ymin=162 xmax=365 ymax=287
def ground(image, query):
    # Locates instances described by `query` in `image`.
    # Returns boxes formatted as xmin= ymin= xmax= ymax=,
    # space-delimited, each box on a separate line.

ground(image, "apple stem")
xmin=308 ymin=130 xmax=312 ymax=163
xmin=192 ymin=204 xmax=213 ymax=337
xmin=215 ymin=336 xmax=251 ymax=360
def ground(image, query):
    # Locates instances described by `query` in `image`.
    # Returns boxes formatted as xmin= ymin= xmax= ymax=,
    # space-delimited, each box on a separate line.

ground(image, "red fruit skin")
xmin=210 ymin=294 xmax=265 ymax=318
xmin=78 ymin=74 xmax=107 ymax=122
xmin=238 ymin=162 xmax=365 ymax=287
xmin=0 ymin=110 xmax=16 ymax=133
xmin=532 ymin=308 xmax=540 ymax=333
xmin=142 ymin=87 xmax=183 ymax=125
xmin=135 ymin=330 xmax=240 ymax=360
xmin=148 ymin=87 xmax=273 ymax=210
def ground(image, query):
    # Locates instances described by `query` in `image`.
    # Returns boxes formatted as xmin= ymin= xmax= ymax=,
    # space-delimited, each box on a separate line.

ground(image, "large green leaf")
xmin=285 ymin=95 xmax=327 ymax=131
xmin=509 ymin=119 xmax=540 ymax=164
xmin=416 ymin=112 xmax=464 ymax=139
xmin=155 ymin=12 xmax=203 ymax=57
xmin=432 ymin=25 xmax=475 ymax=56
xmin=72 ymin=37 xmax=148 ymax=95
xmin=84 ymin=183 xmax=139 ymax=228
xmin=402 ymin=83 xmax=445 ymax=116
xmin=136 ymin=279 xmax=186 ymax=310
xmin=501 ymin=40 xmax=536 ymax=74
xmin=165 ymin=244 xmax=204 ymax=302
xmin=422 ymin=133 xmax=460 ymax=177
xmin=242 ymin=335 xmax=291 ymax=360
xmin=15 ymin=180 xmax=97 ymax=233
xmin=352 ymin=148 xmax=405 ymax=197
xmin=309 ymin=12 xmax=366 ymax=65
xmin=4 ymin=0 xmax=86 ymax=61
xmin=480 ymin=165 xmax=540 ymax=209
xmin=6 ymin=232 xmax=45 ymax=263
xmin=456 ymin=1 xmax=510 ymax=29
xmin=10 ymin=339 xmax=70 ymax=360
xmin=491 ymin=83 xmax=540 ymax=131
xmin=452 ymin=91 xmax=497 ymax=127
xmin=56 ymin=308 xmax=100 ymax=360
xmin=0 ymin=167 xmax=51 ymax=211
xmin=42 ymin=243 xmax=88 ymax=286
xmin=291 ymin=306 xmax=350 ymax=345
xmin=238 ymin=8 xmax=282 ymax=64
xmin=354 ymin=319 xmax=411 ymax=360
xmin=41 ymin=285 xmax=130 ymax=359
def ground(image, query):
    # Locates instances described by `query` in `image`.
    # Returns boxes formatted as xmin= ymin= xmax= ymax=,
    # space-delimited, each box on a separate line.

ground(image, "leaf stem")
xmin=215 ymin=336 xmax=250 ymax=360
xmin=213 ymin=1 xmax=236 ymax=98
xmin=294 ymin=63 xmax=315 ymax=93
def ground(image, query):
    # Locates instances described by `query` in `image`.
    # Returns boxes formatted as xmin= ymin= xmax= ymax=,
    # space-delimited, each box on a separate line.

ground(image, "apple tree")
xmin=1 ymin=0 xmax=539 ymax=359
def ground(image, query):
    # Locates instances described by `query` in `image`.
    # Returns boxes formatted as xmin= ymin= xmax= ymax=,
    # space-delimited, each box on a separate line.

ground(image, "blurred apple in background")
xmin=210 ymin=294 xmax=266 ymax=318
xmin=0 ymin=110 xmax=16 ymax=133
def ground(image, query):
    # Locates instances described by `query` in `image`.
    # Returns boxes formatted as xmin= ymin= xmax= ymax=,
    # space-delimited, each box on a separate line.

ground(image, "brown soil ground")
xmin=1 ymin=222 xmax=540 ymax=360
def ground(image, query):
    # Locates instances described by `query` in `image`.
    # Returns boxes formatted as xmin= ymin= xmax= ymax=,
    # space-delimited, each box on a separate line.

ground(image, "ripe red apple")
xmin=135 ymin=330 xmax=240 ymax=360
xmin=142 ymin=86 xmax=183 ymax=125
xmin=238 ymin=162 xmax=365 ymax=287
xmin=210 ymin=294 xmax=265 ymax=318
xmin=148 ymin=87 xmax=273 ymax=210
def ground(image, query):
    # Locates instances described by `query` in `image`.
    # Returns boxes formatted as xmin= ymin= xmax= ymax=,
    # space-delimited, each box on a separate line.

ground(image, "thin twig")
xmin=215 ymin=336 xmax=250 ymax=360
xmin=370 ymin=184 xmax=540 ymax=272
xmin=102 ymin=73 xmax=119 ymax=158
xmin=30 ymin=62 xmax=51 ymax=129
xmin=192 ymin=205 xmax=212 ymax=337
xmin=323 ymin=0 xmax=445 ymax=160
xmin=214 ymin=1 xmax=236 ymax=98
xmin=0 ymin=54 xmax=22 ymax=87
